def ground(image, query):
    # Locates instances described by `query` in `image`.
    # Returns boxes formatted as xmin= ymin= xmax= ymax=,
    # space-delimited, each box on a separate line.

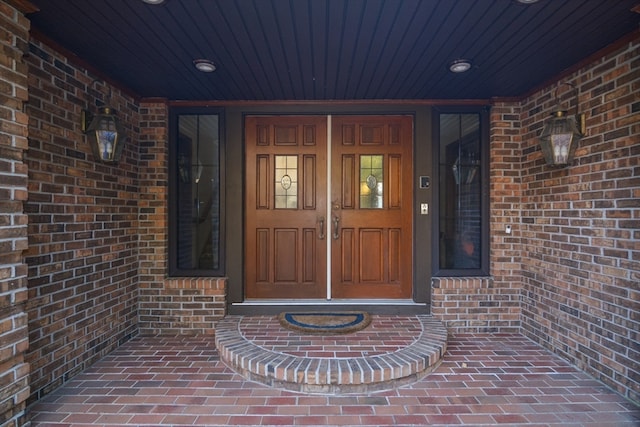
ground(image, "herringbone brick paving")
xmin=29 ymin=318 xmax=640 ymax=426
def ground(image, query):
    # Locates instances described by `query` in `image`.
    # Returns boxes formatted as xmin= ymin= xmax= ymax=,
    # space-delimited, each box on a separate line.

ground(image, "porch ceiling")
xmin=27 ymin=0 xmax=640 ymax=102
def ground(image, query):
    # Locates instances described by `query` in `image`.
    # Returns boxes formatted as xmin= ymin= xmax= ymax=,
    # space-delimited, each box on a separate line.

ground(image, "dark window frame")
xmin=432 ymin=106 xmax=490 ymax=277
xmin=168 ymin=107 xmax=226 ymax=276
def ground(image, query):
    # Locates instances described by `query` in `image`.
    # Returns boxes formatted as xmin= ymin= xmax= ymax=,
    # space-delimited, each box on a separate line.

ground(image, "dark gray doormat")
xmin=278 ymin=311 xmax=371 ymax=335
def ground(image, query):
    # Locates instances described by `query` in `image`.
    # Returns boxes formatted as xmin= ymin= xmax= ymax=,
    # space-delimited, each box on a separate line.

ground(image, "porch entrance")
xmin=245 ymin=115 xmax=413 ymax=300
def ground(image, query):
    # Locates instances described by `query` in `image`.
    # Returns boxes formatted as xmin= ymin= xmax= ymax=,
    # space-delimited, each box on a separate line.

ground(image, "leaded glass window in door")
xmin=360 ymin=155 xmax=383 ymax=209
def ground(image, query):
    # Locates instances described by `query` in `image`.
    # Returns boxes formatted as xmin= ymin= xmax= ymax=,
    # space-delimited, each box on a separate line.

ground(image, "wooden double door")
xmin=245 ymin=115 xmax=413 ymax=300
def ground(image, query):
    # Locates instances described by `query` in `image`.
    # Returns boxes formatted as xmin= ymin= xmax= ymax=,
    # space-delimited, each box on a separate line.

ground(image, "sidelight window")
xmin=169 ymin=108 xmax=225 ymax=276
xmin=435 ymin=109 xmax=489 ymax=275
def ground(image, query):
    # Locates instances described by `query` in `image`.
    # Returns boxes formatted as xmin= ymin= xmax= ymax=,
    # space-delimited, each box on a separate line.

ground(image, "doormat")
xmin=278 ymin=311 xmax=371 ymax=335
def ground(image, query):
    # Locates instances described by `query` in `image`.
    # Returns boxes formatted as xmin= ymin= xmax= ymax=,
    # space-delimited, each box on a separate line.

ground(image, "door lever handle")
xmin=318 ymin=216 xmax=325 ymax=240
xmin=332 ymin=216 xmax=340 ymax=240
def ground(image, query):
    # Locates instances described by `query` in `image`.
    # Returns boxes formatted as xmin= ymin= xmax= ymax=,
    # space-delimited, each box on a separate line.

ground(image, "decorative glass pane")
xmin=275 ymin=155 xmax=298 ymax=209
xmin=176 ymin=114 xmax=221 ymax=271
xmin=438 ymin=113 xmax=481 ymax=270
xmin=360 ymin=155 xmax=383 ymax=209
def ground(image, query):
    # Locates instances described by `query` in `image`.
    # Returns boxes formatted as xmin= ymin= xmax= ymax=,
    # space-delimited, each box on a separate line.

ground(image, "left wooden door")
xmin=245 ymin=116 xmax=328 ymax=299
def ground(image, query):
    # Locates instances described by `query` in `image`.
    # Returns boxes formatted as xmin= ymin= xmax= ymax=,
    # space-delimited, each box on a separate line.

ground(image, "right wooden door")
xmin=330 ymin=115 xmax=413 ymax=299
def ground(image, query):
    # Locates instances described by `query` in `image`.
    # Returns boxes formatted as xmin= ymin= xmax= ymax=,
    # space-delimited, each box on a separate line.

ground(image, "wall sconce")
xmin=81 ymin=106 xmax=126 ymax=163
xmin=538 ymin=82 xmax=586 ymax=166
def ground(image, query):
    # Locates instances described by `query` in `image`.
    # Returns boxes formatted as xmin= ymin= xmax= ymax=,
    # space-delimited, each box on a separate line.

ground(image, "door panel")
xmin=331 ymin=116 xmax=413 ymax=299
xmin=360 ymin=229 xmax=384 ymax=282
xmin=245 ymin=116 xmax=327 ymax=299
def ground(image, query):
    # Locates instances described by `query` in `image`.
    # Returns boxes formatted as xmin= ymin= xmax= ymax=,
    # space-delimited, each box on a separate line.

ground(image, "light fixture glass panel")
xmin=95 ymin=129 xmax=117 ymax=159
xmin=360 ymin=154 xmax=383 ymax=209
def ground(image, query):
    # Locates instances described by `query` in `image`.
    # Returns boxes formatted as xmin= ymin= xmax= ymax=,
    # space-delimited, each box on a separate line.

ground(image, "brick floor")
xmin=29 ymin=324 xmax=640 ymax=426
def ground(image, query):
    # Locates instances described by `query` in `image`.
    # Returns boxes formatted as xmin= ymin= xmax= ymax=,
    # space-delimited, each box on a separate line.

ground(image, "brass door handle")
xmin=318 ymin=216 xmax=325 ymax=240
xmin=332 ymin=216 xmax=340 ymax=240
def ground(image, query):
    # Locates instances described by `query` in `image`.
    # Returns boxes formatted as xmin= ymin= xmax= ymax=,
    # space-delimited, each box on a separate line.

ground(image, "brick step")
xmin=215 ymin=314 xmax=448 ymax=394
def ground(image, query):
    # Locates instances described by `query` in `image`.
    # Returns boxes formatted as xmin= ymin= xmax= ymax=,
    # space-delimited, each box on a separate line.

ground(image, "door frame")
xmin=225 ymin=105 xmax=433 ymax=314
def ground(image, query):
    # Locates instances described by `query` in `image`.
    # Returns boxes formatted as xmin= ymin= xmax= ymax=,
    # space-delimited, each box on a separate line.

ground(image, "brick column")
xmin=0 ymin=2 xmax=31 ymax=426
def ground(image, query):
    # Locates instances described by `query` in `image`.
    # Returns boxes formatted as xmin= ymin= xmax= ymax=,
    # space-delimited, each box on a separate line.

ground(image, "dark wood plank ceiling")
xmin=27 ymin=0 xmax=640 ymax=101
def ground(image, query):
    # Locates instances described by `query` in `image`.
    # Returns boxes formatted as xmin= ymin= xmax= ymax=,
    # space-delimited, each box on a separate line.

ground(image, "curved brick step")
xmin=215 ymin=314 xmax=447 ymax=394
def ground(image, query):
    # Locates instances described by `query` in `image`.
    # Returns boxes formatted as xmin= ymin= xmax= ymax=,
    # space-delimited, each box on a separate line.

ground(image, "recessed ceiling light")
xmin=193 ymin=59 xmax=216 ymax=73
xmin=142 ymin=0 xmax=166 ymax=4
xmin=449 ymin=59 xmax=472 ymax=73
xmin=515 ymin=0 xmax=540 ymax=4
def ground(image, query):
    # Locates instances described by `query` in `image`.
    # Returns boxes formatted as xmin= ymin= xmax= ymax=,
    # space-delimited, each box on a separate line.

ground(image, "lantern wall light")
xmin=538 ymin=82 xmax=586 ymax=167
xmin=81 ymin=92 xmax=126 ymax=163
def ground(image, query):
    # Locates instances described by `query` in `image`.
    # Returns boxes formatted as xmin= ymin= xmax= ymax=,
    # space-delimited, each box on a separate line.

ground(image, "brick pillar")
xmin=0 ymin=2 xmax=31 ymax=426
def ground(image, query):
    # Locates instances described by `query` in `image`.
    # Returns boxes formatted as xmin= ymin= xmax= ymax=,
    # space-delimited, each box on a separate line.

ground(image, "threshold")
xmin=229 ymin=299 xmax=430 ymax=315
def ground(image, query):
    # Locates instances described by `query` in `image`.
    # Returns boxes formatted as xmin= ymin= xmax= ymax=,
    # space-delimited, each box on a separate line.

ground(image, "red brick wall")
xmin=24 ymin=39 xmax=140 ymax=404
xmin=21 ymin=44 xmax=228 ymax=405
xmin=0 ymin=2 xmax=31 ymax=426
xmin=519 ymin=38 xmax=639 ymax=403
